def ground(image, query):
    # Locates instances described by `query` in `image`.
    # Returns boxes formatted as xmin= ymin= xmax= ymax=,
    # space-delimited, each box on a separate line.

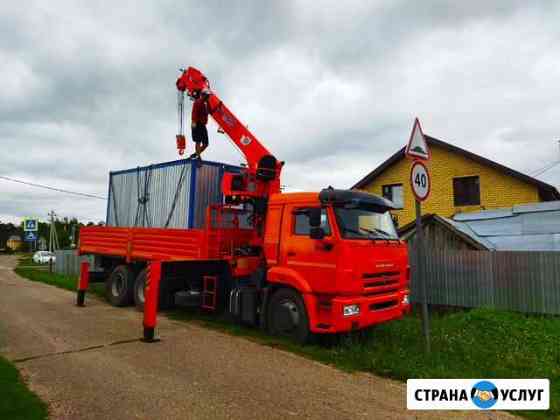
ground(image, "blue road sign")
xmin=24 ymin=231 xmax=37 ymax=242
xmin=24 ymin=219 xmax=38 ymax=231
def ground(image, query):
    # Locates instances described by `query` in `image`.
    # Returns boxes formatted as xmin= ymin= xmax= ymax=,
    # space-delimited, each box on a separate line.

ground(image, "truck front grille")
xmin=362 ymin=271 xmax=400 ymax=296
xmin=369 ymin=300 xmax=399 ymax=311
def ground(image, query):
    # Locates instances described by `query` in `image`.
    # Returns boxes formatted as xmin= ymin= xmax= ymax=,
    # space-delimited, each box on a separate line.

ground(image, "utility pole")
xmin=48 ymin=211 xmax=59 ymax=273
xmin=70 ymin=224 xmax=76 ymax=248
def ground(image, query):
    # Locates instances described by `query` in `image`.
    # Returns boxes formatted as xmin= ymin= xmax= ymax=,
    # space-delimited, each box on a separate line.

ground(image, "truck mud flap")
xmin=229 ymin=287 xmax=258 ymax=326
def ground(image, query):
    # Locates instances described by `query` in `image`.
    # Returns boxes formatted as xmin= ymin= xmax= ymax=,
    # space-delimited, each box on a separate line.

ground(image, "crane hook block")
xmin=176 ymin=134 xmax=186 ymax=156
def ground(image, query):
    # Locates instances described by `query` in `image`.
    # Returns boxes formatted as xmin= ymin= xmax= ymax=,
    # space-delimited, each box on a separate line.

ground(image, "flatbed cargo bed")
xmin=79 ymin=223 xmax=253 ymax=262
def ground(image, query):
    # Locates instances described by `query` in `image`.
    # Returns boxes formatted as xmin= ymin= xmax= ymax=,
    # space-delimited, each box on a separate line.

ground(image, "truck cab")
xmin=263 ymin=188 xmax=410 ymax=341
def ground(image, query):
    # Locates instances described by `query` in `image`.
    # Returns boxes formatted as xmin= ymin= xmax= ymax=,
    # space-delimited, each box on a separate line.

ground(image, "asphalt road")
xmin=0 ymin=255 xmax=515 ymax=420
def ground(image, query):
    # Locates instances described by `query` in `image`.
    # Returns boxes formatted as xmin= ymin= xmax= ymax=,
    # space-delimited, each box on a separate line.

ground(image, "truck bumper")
xmin=304 ymin=290 xmax=411 ymax=334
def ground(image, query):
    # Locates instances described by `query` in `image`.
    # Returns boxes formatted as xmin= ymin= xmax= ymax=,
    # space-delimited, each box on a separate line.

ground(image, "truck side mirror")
xmin=308 ymin=208 xmax=322 ymax=228
xmin=310 ymin=227 xmax=325 ymax=240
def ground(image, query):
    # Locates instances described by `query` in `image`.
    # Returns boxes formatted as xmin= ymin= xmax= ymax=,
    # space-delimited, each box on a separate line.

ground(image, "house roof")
xmin=398 ymin=214 xmax=491 ymax=250
xmin=352 ymin=135 xmax=560 ymax=201
xmin=399 ymin=201 xmax=560 ymax=251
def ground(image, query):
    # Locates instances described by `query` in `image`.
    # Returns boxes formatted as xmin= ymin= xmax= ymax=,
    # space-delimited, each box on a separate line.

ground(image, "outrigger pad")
xmin=76 ymin=290 xmax=86 ymax=307
xmin=141 ymin=327 xmax=160 ymax=343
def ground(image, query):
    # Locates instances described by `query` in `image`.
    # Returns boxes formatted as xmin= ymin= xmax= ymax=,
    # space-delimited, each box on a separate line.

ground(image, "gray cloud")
xmin=1 ymin=1 xmax=560 ymax=223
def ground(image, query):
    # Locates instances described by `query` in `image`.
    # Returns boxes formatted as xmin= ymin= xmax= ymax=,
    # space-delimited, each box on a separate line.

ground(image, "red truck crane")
xmin=76 ymin=67 xmax=410 ymax=343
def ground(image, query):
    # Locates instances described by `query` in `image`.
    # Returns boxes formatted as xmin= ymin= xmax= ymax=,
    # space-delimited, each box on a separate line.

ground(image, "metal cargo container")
xmin=106 ymin=159 xmax=241 ymax=229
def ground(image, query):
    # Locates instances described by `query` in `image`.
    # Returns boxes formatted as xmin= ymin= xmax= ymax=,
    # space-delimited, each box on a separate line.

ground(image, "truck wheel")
xmin=133 ymin=269 xmax=147 ymax=311
xmin=267 ymin=288 xmax=312 ymax=344
xmin=133 ymin=268 xmax=174 ymax=312
xmin=105 ymin=265 xmax=135 ymax=306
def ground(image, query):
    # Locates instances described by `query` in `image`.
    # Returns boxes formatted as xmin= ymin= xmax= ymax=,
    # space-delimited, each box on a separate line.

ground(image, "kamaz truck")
xmin=76 ymin=67 xmax=410 ymax=343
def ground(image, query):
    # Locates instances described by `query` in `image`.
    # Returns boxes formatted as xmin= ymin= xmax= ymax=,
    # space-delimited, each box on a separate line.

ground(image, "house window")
xmin=453 ymin=176 xmax=480 ymax=206
xmin=293 ymin=208 xmax=331 ymax=236
xmin=382 ymin=184 xmax=404 ymax=209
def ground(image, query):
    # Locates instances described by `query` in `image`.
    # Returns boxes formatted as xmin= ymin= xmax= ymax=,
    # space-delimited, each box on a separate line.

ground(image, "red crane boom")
xmin=176 ymin=67 xmax=283 ymax=201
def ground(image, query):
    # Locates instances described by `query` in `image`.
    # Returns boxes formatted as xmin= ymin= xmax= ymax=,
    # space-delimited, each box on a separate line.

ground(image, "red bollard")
xmin=142 ymin=260 xmax=161 ymax=342
xmin=76 ymin=261 xmax=90 ymax=307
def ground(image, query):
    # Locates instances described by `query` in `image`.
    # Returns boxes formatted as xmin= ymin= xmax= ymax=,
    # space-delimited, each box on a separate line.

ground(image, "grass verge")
xmin=16 ymin=256 xmax=47 ymax=269
xmin=14 ymin=259 xmax=559 ymax=419
xmin=0 ymin=356 xmax=48 ymax=420
xmin=15 ymin=256 xmax=104 ymax=298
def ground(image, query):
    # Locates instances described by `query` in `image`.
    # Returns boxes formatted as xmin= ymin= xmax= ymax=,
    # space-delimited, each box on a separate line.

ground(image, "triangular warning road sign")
xmin=405 ymin=118 xmax=430 ymax=161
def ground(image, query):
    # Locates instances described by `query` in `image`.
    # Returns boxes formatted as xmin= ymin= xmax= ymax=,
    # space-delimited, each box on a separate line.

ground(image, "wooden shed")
xmin=398 ymin=214 xmax=488 ymax=251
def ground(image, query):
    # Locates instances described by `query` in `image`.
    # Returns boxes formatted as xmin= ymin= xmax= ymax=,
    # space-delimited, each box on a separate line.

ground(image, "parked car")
xmin=32 ymin=251 xmax=56 ymax=264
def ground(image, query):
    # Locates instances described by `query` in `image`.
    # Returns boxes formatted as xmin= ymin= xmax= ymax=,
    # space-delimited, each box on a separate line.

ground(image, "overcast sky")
xmin=2 ymin=1 xmax=560 ymax=224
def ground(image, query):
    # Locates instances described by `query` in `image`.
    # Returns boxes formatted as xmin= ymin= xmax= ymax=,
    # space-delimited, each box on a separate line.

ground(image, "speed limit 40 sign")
xmin=410 ymin=160 xmax=430 ymax=201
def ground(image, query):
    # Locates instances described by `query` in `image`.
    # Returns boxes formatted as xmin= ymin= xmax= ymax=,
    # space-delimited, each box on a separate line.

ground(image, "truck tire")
xmin=105 ymin=265 xmax=135 ymax=306
xmin=133 ymin=268 xmax=174 ymax=312
xmin=267 ymin=288 xmax=312 ymax=344
xmin=133 ymin=269 xmax=147 ymax=311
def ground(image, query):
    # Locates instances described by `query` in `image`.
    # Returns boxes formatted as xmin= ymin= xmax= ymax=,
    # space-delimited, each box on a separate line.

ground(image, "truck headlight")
xmin=402 ymin=294 xmax=410 ymax=305
xmin=343 ymin=304 xmax=360 ymax=317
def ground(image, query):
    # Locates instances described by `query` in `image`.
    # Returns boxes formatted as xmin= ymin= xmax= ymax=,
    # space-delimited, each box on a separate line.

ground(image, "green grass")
xmin=15 ymin=256 xmax=104 ymax=298
xmin=0 ymin=356 xmax=48 ymax=420
xmin=13 ymin=260 xmax=559 ymax=419
xmin=16 ymin=255 xmax=46 ymax=268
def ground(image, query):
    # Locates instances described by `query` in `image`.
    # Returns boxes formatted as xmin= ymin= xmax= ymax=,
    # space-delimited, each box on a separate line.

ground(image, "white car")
xmin=32 ymin=251 xmax=56 ymax=264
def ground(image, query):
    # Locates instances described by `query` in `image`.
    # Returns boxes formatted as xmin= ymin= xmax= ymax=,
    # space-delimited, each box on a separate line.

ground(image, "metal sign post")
xmin=24 ymin=231 xmax=38 ymax=253
xmin=414 ymin=199 xmax=431 ymax=353
xmin=406 ymin=118 xmax=431 ymax=353
xmin=23 ymin=218 xmax=38 ymax=253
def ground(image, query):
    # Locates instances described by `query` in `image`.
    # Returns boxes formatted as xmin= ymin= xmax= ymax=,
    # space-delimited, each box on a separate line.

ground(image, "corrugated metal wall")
xmin=107 ymin=161 xmax=192 ymax=228
xmin=409 ymin=248 xmax=560 ymax=314
xmin=54 ymin=250 xmax=94 ymax=276
xmin=106 ymin=160 xmax=240 ymax=229
xmin=193 ymin=163 xmax=223 ymax=228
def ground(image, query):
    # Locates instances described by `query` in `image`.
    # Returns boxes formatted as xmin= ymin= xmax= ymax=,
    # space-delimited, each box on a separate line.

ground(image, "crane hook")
xmin=177 ymin=90 xmax=187 ymax=156
xmin=176 ymin=134 xmax=186 ymax=156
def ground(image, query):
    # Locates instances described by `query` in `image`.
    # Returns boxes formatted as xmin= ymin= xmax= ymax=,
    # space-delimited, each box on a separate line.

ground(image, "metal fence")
xmin=409 ymin=248 xmax=560 ymax=315
xmin=54 ymin=250 xmax=93 ymax=277
xmin=56 ymin=246 xmax=560 ymax=314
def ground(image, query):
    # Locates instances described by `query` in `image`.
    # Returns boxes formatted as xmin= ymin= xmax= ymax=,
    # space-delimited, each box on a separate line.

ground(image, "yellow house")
xmin=352 ymin=135 xmax=560 ymax=227
xmin=6 ymin=235 xmax=23 ymax=251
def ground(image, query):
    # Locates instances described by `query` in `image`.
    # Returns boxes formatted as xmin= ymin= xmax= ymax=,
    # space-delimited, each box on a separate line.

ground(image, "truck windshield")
xmin=334 ymin=207 xmax=398 ymax=240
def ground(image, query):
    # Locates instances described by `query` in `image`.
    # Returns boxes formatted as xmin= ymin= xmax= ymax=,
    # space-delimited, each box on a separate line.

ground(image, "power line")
xmin=530 ymin=140 xmax=560 ymax=178
xmin=0 ymin=175 xmax=107 ymax=200
xmin=530 ymin=161 xmax=560 ymax=177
